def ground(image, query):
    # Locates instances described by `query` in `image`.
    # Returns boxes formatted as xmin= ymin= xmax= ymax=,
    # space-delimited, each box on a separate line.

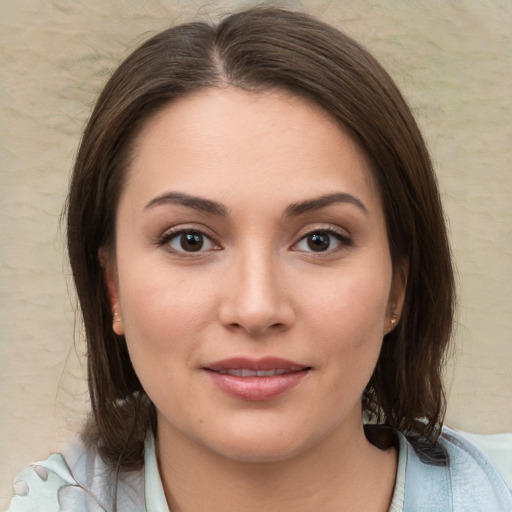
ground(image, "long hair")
xmin=66 ymin=7 xmax=455 ymax=470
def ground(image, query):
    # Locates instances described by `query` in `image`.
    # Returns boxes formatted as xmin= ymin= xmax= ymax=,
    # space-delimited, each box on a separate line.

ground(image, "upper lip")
xmin=203 ymin=357 xmax=309 ymax=372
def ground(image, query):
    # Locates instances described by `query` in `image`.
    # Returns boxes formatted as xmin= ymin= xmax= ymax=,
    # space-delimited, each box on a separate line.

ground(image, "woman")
xmin=6 ymin=7 xmax=511 ymax=512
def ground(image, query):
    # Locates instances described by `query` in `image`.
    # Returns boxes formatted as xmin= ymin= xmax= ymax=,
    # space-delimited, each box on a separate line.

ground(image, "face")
xmin=107 ymin=88 xmax=405 ymax=463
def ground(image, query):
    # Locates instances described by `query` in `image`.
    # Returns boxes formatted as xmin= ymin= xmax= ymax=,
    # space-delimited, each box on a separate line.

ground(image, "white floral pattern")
xmin=6 ymin=453 xmax=104 ymax=511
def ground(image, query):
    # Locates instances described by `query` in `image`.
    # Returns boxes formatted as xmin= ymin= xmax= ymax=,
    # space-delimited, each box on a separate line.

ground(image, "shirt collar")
xmin=144 ymin=431 xmax=170 ymax=512
xmin=389 ymin=430 xmax=407 ymax=511
xmin=143 ymin=429 xmax=408 ymax=512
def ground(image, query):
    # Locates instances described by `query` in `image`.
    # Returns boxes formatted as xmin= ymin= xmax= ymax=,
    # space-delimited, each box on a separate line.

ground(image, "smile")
xmin=203 ymin=357 xmax=311 ymax=401
xmin=215 ymin=368 xmax=294 ymax=377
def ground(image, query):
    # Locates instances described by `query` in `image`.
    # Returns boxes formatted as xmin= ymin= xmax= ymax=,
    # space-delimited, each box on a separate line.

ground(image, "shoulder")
xmin=4 ymin=439 xmax=144 ymax=512
xmin=404 ymin=426 xmax=512 ymax=511
xmin=439 ymin=427 xmax=511 ymax=509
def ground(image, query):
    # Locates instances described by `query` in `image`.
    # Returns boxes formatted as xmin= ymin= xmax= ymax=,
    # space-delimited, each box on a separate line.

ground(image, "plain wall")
xmin=1 ymin=0 xmax=511 ymax=506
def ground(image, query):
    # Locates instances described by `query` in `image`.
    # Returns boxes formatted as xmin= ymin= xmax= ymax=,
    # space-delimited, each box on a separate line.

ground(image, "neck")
xmin=156 ymin=419 xmax=397 ymax=512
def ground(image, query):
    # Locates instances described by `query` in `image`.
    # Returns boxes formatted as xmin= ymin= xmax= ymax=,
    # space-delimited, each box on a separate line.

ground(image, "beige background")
xmin=1 ymin=0 xmax=511 ymax=505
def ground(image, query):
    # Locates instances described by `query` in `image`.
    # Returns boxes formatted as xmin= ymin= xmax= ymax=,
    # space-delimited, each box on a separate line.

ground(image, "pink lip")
xmin=203 ymin=357 xmax=311 ymax=401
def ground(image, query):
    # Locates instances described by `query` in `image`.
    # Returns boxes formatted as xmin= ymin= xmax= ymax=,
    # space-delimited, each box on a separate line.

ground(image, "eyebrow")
xmin=285 ymin=192 xmax=368 ymax=217
xmin=144 ymin=191 xmax=367 ymax=218
xmin=144 ymin=192 xmax=228 ymax=216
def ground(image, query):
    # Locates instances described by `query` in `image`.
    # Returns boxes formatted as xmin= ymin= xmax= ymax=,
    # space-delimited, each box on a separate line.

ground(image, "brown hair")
xmin=66 ymin=7 xmax=455 ymax=470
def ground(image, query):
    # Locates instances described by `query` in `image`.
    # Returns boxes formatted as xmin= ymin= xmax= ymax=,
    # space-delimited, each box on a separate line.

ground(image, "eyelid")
xmin=291 ymin=225 xmax=352 ymax=253
xmin=158 ymin=224 xmax=222 ymax=254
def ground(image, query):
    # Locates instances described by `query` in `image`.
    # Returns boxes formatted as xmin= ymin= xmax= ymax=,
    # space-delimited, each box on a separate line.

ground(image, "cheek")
xmin=117 ymin=263 xmax=218 ymax=362
xmin=309 ymin=268 xmax=390 ymax=330
xmin=118 ymin=273 xmax=217 ymax=410
xmin=302 ymin=264 xmax=391 ymax=367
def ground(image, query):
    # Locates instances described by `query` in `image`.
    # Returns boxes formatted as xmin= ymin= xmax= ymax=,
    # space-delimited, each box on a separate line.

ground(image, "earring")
xmin=390 ymin=312 xmax=397 ymax=326
xmin=112 ymin=311 xmax=124 ymax=334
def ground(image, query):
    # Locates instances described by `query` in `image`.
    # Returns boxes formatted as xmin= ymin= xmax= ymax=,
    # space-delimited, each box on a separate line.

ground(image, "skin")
xmin=106 ymin=88 xmax=406 ymax=511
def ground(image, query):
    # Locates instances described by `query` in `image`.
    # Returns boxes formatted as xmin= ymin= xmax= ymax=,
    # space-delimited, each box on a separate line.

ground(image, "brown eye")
xmin=294 ymin=229 xmax=350 ymax=254
xmin=180 ymin=232 xmax=204 ymax=251
xmin=166 ymin=231 xmax=215 ymax=253
xmin=307 ymin=233 xmax=331 ymax=251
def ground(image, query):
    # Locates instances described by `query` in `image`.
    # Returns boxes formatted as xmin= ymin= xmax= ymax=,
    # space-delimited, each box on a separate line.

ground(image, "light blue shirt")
xmin=5 ymin=427 xmax=511 ymax=511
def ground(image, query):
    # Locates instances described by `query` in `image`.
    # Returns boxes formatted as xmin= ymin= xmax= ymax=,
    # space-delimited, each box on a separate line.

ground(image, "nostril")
xmin=219 ymin=288 xmax=295 ymax=335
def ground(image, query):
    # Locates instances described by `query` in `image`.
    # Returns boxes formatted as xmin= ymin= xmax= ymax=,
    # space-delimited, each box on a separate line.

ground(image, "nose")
xmin=218 ymin=250 xmax=295 ymax=336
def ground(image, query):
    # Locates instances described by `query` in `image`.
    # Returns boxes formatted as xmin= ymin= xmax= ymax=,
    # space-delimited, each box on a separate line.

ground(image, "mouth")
xmin=202 ymin=357 xmax=311 ymax=401
xmin=214 ymin=368 xmax=298 ymax=377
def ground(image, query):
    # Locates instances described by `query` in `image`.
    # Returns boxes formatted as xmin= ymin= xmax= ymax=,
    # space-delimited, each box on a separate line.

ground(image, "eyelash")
xmin=157 ymin=226 xmax=352 ymax=256
xmin=158 ymin=227 xmax=220 ymax=255
xmin=292 ymin=227 xmax=352 ymax=254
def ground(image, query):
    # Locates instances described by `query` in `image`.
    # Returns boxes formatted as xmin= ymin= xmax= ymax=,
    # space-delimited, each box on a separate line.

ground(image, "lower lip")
xmin=205 ymin=370 xmax=309 ymax=401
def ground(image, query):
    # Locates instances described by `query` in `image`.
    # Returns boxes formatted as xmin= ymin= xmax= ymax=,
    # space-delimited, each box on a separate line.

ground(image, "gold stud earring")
xmin=112 ymin=312 xmax=123 ymax=334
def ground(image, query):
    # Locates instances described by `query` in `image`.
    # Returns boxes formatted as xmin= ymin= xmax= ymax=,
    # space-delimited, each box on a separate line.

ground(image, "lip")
xmin=203 ymin=357 xmax=311 ymax=401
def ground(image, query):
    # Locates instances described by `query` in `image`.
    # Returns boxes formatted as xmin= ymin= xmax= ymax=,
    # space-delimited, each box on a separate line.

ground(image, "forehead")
xmin=124 ymin=87 xmax=381 ymax=212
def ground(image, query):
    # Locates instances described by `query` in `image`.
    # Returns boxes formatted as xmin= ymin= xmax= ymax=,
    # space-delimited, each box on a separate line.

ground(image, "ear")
xmin=99 ymin=248 xmax=125 ymax=336
xmin=385 ymin=259 xmax=408 ymax=335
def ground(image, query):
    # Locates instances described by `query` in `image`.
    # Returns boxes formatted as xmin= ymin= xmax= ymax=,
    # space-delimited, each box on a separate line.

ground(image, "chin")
xmin=205 ymin=424 xmax=319 ymax=464
xmin=215 ymin=441 xmax=305 ymax=464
